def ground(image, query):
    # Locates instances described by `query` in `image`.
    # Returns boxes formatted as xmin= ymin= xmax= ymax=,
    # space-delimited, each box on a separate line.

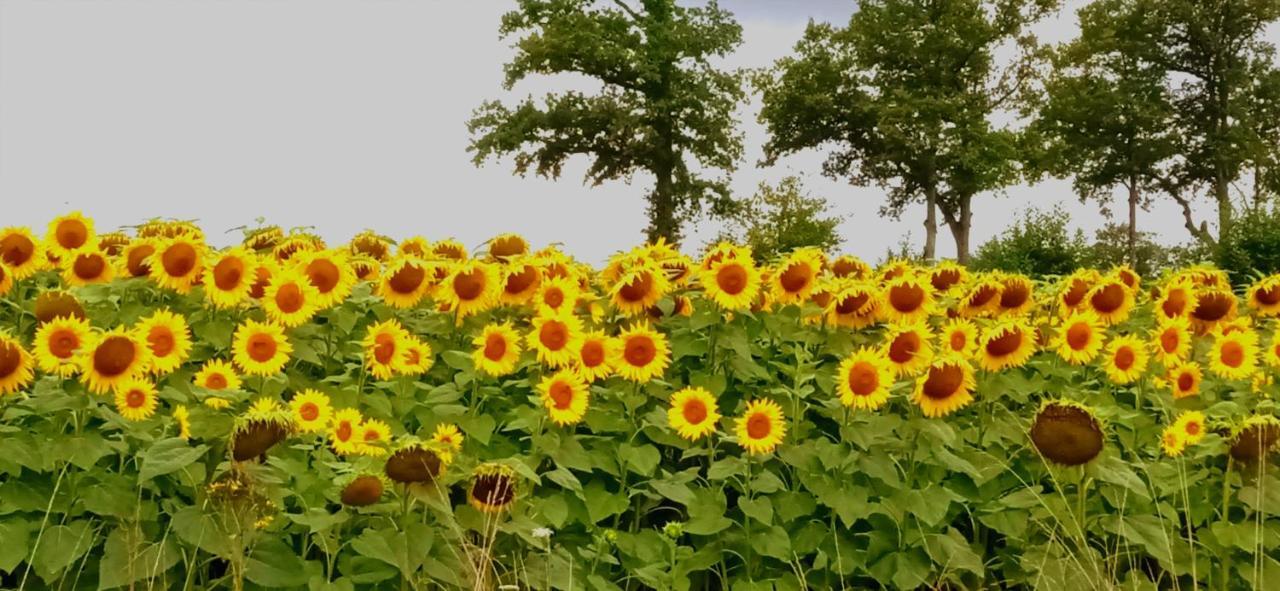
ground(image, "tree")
xmin=1087 ymin=223 xmax=1172 ymax=278
xmin=1027 ymin=0 xmax=1176 ymax=268
xmin=714 ymin=177 xmax=843 ymax=262
xmin=756 ymin=0 xmax=1055 ymax=264
xmin=970 ymin=207 xmax=1091 ymax=276
xmin=467 ymin=0 xmax=746 ymax=244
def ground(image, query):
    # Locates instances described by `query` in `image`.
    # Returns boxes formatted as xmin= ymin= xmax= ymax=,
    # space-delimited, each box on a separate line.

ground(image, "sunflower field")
xmin=0 ymin=214 xmax=1279 ymax=590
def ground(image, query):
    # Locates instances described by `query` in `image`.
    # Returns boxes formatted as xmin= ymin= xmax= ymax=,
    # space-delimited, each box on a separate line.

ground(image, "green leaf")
xmin=32 ymin=520 xmax=95 ymax=582
xmin=618 ymin=443 xmax=661 ymax=476
xmin=457 ymin=413 xmax=496 ymax=446
xmin=97 ymin=528 xmax=181 ymax=589
xmin=583 ymin=480 xmax=628 ymax=524
xmin=751 ymin=525 xmax=792 ymax=560
xmin=137 ymin=438 xmax=208 ymax=482
xmin=245 ymin=538 xmax=310 ymax=587
xmin=739 ymin=496 xmax=773 ymax=525
xmin=349 ymin=524 xmax=433 ymax=578
xmin=685 ymin=488 xmax=733 ymax=536
xmin=0 ymin=518 xmax=32 ymax=575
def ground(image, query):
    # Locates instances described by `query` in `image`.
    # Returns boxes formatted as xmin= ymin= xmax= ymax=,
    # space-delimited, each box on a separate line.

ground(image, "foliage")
xmin=971 ymin=207 xmax=1091 ymax=276
xmin=1086 ymin=223 xmax=1173 ymax=278
xmin=713 ymin=177 xmax=843 ymax=262
xmin=1216 ymin=204 xmax=1280 ymax=284
xmin=467 ymin=0 xmax=746 ymax=244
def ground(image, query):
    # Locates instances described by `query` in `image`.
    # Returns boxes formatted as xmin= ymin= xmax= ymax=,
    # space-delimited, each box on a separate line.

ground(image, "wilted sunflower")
xmin=357 ymin=419 xmax=392 ymax=457
xmin=611 ymin=323 xmax=671 ymax=383
xmin=1055 ymin=310 xmax=1106 ymax=365
xmin=912 ymin=354 xmax=976 ymax=418
xmin=442 ymin=260 xmax=502 ymax=320
xmin=534 ymin=275 xmax=580 ymax=316
xmin=137 ymin=309 xmax=192 ymax=375
xmin=1247 ymin=275 xmax=1280 ymax=316
xmin=939 ymin=318 xmax=978 ymax=358
xmin=1167 ymin=361 xmax=1202 ymax=399
xmin=735 ymin=399 xmax=786 ymax=455
xmin=262 ymin=268 xmax=321 ymax=328
xmin=1228 ymin=415 xmax=1280 ymax=462
xmin=1208 ymin=330 xmax=1258 ymax=380
xmin=340 ymin=474 xmax=386 ymax=507
xmin=996 ymin=274 xmax=1035 ymax=316
xmin=882 ymin=322 xmax=933 ymax=377
xmin=203 ymin=248 xmax=258 ymax=309
xmin=0 ymin=335 xmax=35 ymax=396
xmin=469 ymin=463 xmax=518 ymax=513
xmin=45 ymin=211 xmax=95 ymax=258
xmin=978 ymin=320 xmax=1036 ymax=372
xmin=193 ymin=359 xmax=242 ymax=391
xmin=500 ymin=258 xmax=542 ymax=306
xmin=1085 ymin=279 xmax=1133 ymax=325
xmin=431 ymin=423 xmax=464 ymax=464
xmin=539 ymin=369 xmax=590 ymax=426
xmin=1102 ymin=335 xmax=1149 ymax=385
xmin=667 ymin=386 xmax=720 ymax=441
xmin=826 ymin=281 xmax=880 ymax=329
xmin=289 ymin=389 xmax=332 ymax=433
xmin=81 ymin=327 xmax=151 ymax=394
xmin=363 ymin=319 xmax=409 ymax=380
xmin=113 ymin=378 xmax=159 ymax=421
xmin=377 ymin=257 xmax=433 ymax=308
xmin=1029 ymin=400 xmax=1104 ymax=466
xmin=836 ymin=347 xmax=893 ymax=411
xmin=472 ymin=322 xmax=522 ymax=377
xmin=231 ymin=320 xmax=292 ymax=376
xmin=881 ymin=274 xmax=933 ymax=324
xmin=384 ymin=437 xmax=444 ymax=483
xmin=611 ymin=262 xmax=670 ymax=316
xmin=1152 ymin=317 xmax=1192 ymax=366
xmin=528 ymin=312 xmax=583 ymax=369
xmin=230 ymin=399 xmax=295 ymax=461
xmin=0 ymin=226 xmax=45 ymax=280
xmin=399 ymin=338 xmax=434 ymax=376
xmin=329 ymin=408 xmax=364 ymax=456
xmin=61 ymin=247 xmax=114 ymax=286
xmin=33 ymin=315 xmax=90 ymax=377
xmin=150 ymin=236 xmax=205 ymax=293
xmin=296 ymin=249 xmax=356 ymax=308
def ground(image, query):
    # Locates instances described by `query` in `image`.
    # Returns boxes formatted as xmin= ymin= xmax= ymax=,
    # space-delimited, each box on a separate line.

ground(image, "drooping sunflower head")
xmin=469 ymin=462 xmax=518 ymax=513
xmin=296 ymin=249 xmax=356 ymax=308
xmin=241 ymin=225 xmax=284 ymax=252
xmin=881 ymin=322 xmax=933 ymax=377
xmin=396 ymin=235 xmax=431 ymax=259
xmin=829 ymin=254 xmax=870 ymax=280
xmin=193 ymin=358 xmax=242 ymax=392
xmin=45 ymin=212 xmax=95 ymax=257
xmin=384 ymin=437 xmax=444 ymax=484
xmin=1189 ymin=287 xmax=1237 ymax=333
xmin=203 ymin=248 xmax=258 ymax=309
xmin=1246 ymin=275 xmax=1280 ymax=316
xmin=289 ymin=389 xmax=332 ymax=434
xmin=81 ymin=327 xmax=151 ymax=394
xmin=610 ymin=323 xmax=670 ymax=383
xmin=958 ymin=277 xmax=1002 ymax=318
xmin=575 ymin=331 xmax=613 ymax=382
xmin=363 ymin=319 xmax=409 ymax=381
xmin=0 ymin=226 xmax=46 ymax=280
xmin=431 ymin=239 xmax=468 ymax=262
xmin=113 ymin=378 xmax=159 ymax=421
xmin=826 ymin=280 xmax=880 ymax=329
xmin=926 ymin=260 xmax=966 ymax=295
xmin=995 ymin=274 xmax=1035 ymax=317
xmin=231 ymin=320 xmax=292 ymax=377
xmin=349 ymin=229 xmax=393 ymax=261
xmin=538 ymin=369 xmax=590 ymax=426
xmin=978 ymin=320 xmax=1036 ymax=372
xmin=487 ymin=233 xmax=528 ymax=261
xmin=667 ymin=386 xmax=721 ymax=441
xmin=137 ymin=309 xmax=193 ymax=376
xmin=528 ymin=311 xmax=584 ymax=369
xmin=700 ymin=256 xmax=761 ymax=312
xmin=734 ymin=398 xmax=786 ymax=456
xmin=272 ymin=232 xmax=325 ymax=262
xmin=0 ymin=335 xmax=35 ymax=396
xmin=61 ymin=246 xmax=114 ymax=286
xmin=912 ymin=354 xmax=977 ymax=418
xmin=230 ymin=399 xmax=295 ymax=462
xmin=1102 ymin=335 xmax=1149 ymax=385
xmin=837 ymin=347 xmax=893 ymax=411
xmin=1085 ymin=279 xmax=1133 ymax=325
xmin=1228 ymin=415 xmax=1280 ymax=462
xmin=472 ymin=322 xmax=523 ymax=377
xmin=1029 ymin=400 xmax=1104 ymax=466
xmin=339 ymin=474 xmax=387 ymax=507
xmin=1054 ymin=310 xmax=1106 ymax=365
xmin=34 ymin=290 xmax=85 ymax=325
xmin=150 ymin=236 xmax=206 ymax=293
xmin=699 ymin=242 xmax=752 ymax=273
xmin=1057 ymin=269 xmax=1100 ymax=314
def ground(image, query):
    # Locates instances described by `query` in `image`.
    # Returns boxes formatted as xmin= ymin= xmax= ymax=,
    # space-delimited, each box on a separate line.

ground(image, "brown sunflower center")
xmin=581 ymin=340 xmax=606 ymax=367
xmin=213 ymin=257 xmax=245 ymax=290
xmin=836 ymin=292 xmax=870 ymax=315
xmin=387 ymin=263 xmax=425 ymax=294
xmin=205 ymin=373 xmax=228 ymax=390
xmin=373 ymin=333 xmax=397 ymax=364
xmin=148 ymin=326 xmax=176 ymax=358
xmin=1256 ymin=285 xmax=1280 ymax=306
xmin=1160 ymin=330 xmax=1181 ymax=354
xmin=0 ymin=233 xmax=35 ymax=267
xmin=949 ymin=331 xmax=967 ymax=352
xmin=504 ymin=266 xmax=538 ymax=295
xmin=999 ymin=282 xmax=1029 ymax=310
xmin=847 ymin=361 xmax=879 ymax=396
xmin=779 ymin=264 xmax=812 ymax=294
xmin=1185 ymin=421 xmax=1202 ymax=437
xmin=1192 ymin=292 xmax=1233 ymax=323
xmin=93 ymin=336 xmax=137 ymax=377
xmin=72 ymin=253 xmax=105 ymax=280
xmin=275 ymin=283 xmax=304 ymax=314
xmin=0 ymin=342 xmax=21 ymax=378
xmin=453 ymin=268 xmax=486 ymax=301
xmin=471 ymin=472 xmax=515 ymax=508
xmin=490 ymin=235 xmax=526 ymax=259
xmin=549 ymin=381 xmax=574 ymax=410
xmin=49 ymin=329 xmax=80 ymax=359
xmin=682 ymin=399 xmax=708 ymax=424
xmin=746 ymin=412 xmax=772 ymax=439
xmin=922 ymin=364 xmax=964 ymax=399
xmin=618 ymin=272 xmax=654 ymax=303
xmin=56 ymin=219 xmax=89 ymax=250
xmin=969 ymin=284 xmax=999 ymax=309
xmin=986 ymin=329 xmax=1023 ymax=357
xmin=247 ymin=333 xmax=278 ymax=363
xmin=336 ymin=421 xmax=353 ymax=441
xmin=888 ymin=284 xmax=925 ymax=313
xmin=306 ymin=259 xmax=341 ymax=293
xmin=1065 ymin=323 xmax=1092 ymax=351
xmin=125 ymin=388 xmax=147 ymax=408
xmin=543 ymin=288 xmax=565 ymax=310
xmin=716 ymin=264 xmax=748 ymax=295
xmin=931 ymin=268 xmax=961 ymax=291
xmin=299 ymin=402 xmax=319 ymax=422
xmin=623 ymin=335 xmax=656 ymax=367
xmin=888 ymin=332 xmax=920 ymax=364
xmin=484 ymin=333 xmax=507 ymax=361
xmin=1162 ymin=289 xmax=1188 ymax=317
xmin=1220 ymin=341 xmax=1245 ymax=368
xmin=1114 ymin=346 xmax=1135 ymax=371
xmin=161 ymin=243 xmax=198 ymax=278
xmin=1177 ymin=372 xmax=1195 ymax=392
xmin=1090 ymin=283 xmax=1125 ymax=314
xmin=539 ymin=321 xmax=568 ymax=351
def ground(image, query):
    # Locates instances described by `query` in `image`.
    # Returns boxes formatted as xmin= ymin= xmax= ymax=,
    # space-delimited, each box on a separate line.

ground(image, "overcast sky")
xmin=0 ymin=0 xmax=1269 ymax=264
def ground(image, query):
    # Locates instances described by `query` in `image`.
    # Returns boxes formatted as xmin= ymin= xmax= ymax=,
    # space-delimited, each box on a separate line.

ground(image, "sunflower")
xmin=350 ymin=256 xmax=381 ymax=283
xmin=45 ymin=212 xmax=94 ymax=257
xmin=399 ymin=338 xmax=434 ymax=376
xmin=534 ymin=275 xmax=580 ymax=315
xmin=881 ymin=322 xmax=933 ymax=377
xmin=340 ymin=474 xmax=386 ymax=507
xmin=880 ymin=274 xmax=933 ymax=324
xmin=1055 ymin=310 xmax=1106 ymax=365
xmin=827 ymin=281 xmax=880 ymax=329
xmin=528 ymin=312 xmax=583 ymax=369
xmin=1085 ymin=279 xmax=1133 ymax=325
xmin=231 ymin=399 xmax=295 ymax=461
xmin=487 ymin=232 xmax=528 ymax=261
xmin=1152 ymin=317 xmax=1192 ymax=366
xmin=958 ymin=277 xmax=1002 ymax=318
xmin=768 ymin=249 xmax=823 ymax=306
xmin=699 ymin=255 xmax=760 ymax=307
xmin=357 ymin=419 xmax=392 ymax=457
xmin=193 ymin=359 xmax=242 ymax=391
xmin=364 ymin=319 xmax=409 ymax=380
xmin=1174 ymin=410 xmax=1207 ymax=446
xmin=878 ymin=260 xmax=912 ymax=282
xmin=329 ymin=408 xmax=364 ymax=456
xmin=81 ymin=327 xmax=151 ymax=394
xmin=573 ymin=331 xmax=613 ymax=382
xmin=996 ymin=274 xmax=1035 ymax=316
xmin=113 ymin=378 xmax=159 ymax=421
xmin=231 ymin=320 xmax=292 ymax=376
xmin=385 ymin=438 xmax=444 ymax=483
xmin=1160 ymin=425 xmax=1186 ymax=457
xmin=431 ymin=423 xmax=465 ymax=464
xmin=666 ymin=386 xmax=720 ymax=441
xmin=1155 ymin=281 xmax=1197 ymax=322
xmin=248 ymin=258 xmax=279 ymax=300
xmin=1208 ymin=330 xmax=1258 ymax=380
xmin=33 ymin=315 xmax=90 ymax=377
xmin=928 ymin=261 xmax=967 ymax=294
xmin=296 ymin=249 xmax=356 ymax=308
xmin=1228 ymin=415 xmax=1280 ymax=462
xmin=0 ymin=227 xmax=45 ymax=279
xmin=1102 ymin=335 xmax=1149 ymax=385
xmin=1029 ymin=400 xmax=1104 ymax=466
xmin=396 ymin=236 xmax=430 ymax=258
xmin=469 ymin=463 xmax=518 ymax=513
xmin=1247 ymin=275 xmax=1280 ymax=316
xmin=262 ymin=269 xmax=321 ymax=328
xmin=203 ymin=248 xmax=258 ymax=309
xmin=289 ymin=389 xmax=332 ymax=433
xmin=0 ymin=335 xmax=35 ymax=395
xmin=377 ymin=257 xmax=433 ymax=309
xmin=836 ymin=347 xmax=893 ymax=411
xmin=611 ymin=262 xmax=670 ymax=316
xmin=611 ymin=323 xmax=671 ymax=383
xmin=539 ymin=369 xmax=590 ymax=426
xmin=978 ymin=320 xmax=1036 ymax=372
xmin=1167 ymin=361 xmax=1202 ymax=399
xmin=174 ymin=405 xmax=191 ymax=439
xmin=61 ymin=248 xmax=114 ymax=286
xmin=1189 ymin=287 xmax=1236 ymax=333
xmin=442 ymin=260 xmax=502 ymax=320
xmin=0 ymin=262 xmax=11 ymax=298
xmin=938 ymin=318 xmax=978 ymax=358
xmin=150 ymin=236 xmax=205 ymax=293
xmin=34 ymin=291 xmax=85 ymax=325
xmin=829 ymin=254 xmax=870 ymax=279
xmin=471 ymin=322 xmax=522 ymax=377
xmin=500 ymin=258 xmax=542 ymax=306
xmin=912 ymin=355 xmax=977 ymax=418
xmin=735 ymin=399 xmax=786 ymax=455
xmin=349 ymin=229 xmax=392 ymax=261
xmin=137 ymin=309 xmax=192 ymax=375
xmin=432 ymin=239 xmax=468 ymax=261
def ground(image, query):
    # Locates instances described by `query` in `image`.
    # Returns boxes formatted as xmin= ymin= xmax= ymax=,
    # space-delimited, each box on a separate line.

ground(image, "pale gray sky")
xmin=0 ymin=0 xmax=1263 ymax=264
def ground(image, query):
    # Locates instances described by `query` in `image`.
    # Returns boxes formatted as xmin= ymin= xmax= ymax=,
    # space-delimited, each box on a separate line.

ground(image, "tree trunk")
xmin=647 ymin=155 xmax=678 ymax=245
xmin=941 ymin=196 xmax=973 ymax=265
xmin=923 ymin=185 xmax=938 ymax=262
xmin=1215 ymin=168 xmax=1232 ymax=245
xmin=1127 ymin=178 xmax=1139 ymax=267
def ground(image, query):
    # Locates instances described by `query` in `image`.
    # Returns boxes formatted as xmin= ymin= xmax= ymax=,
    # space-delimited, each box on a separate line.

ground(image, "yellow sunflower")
xmin=137 ymin=309 xmax=192 ymax=375
xmin=1160 ymin=425 xmax=1186 ymax=457
xmin=1155 ymin=281 xmax=1197 ymax=322
xmin=45 ymin=212 xmax=95 ymax=258
xmin=296 ymin=249 xmax=356 ymax=308
xmin=829 ymin=254 xmax=871 ymax=279
xmin=431 ymin=423 xmax=465 ymax=463
xmin=1055 ymin=310 xmax=1106 ymax=365
xmin=1103 ymin=335 xmax=1149 ymax=385
xmin=173 ymin=405 xmax=191 ymax=439
xmin=61 ymin=247 xmax=114 ymax=286
xmin=487 ymin=232 xmax=529 ymax=260
xmin=534 ymin=275 xmax=581 ymax=315
xmin=432 ymin=238 xmax=468 ymax=261
xmin=995 ymin=274 xmax=1035 ymax=316
xmin=938 ymin=318 xmax=978 ymax=358
xmin=231 ymin=320 xmax=292 ymax=376
xmin=113 ymin=378 xmax=158 ymax=421
xmin=1085 ymin=279 xmax=1133 ymax=325
xmin=881 ymin=274 xmax=933 ymax=324
xmin=1247 ymin=275 xmax=1280 ymax=317
xmin=912 ymin=355 xmax=977 ymax=418
xmin=399 ymin=338 xmax=434 ymax=376
xmin=881 ymin=322 xmax=934 ymax=377
xmin=1209 ymin=330 xmax=1258 ymax=380
xmin=958 ymin=277 xmax=1002 ymax=318
xmin=836 ymin=347 xmax=893 ymax=411
xmin=193 ymin=359 xmax=242 ymax=391
xmin=441 ymin=260 xmax=502 ymax=320
xmin=826 ymin=281 xmax=880 ymax=328
xmin=396 ymin=235 xmax=430 ymax=258
xmin=357 ymin=419 xmax=392 ymax=457
xmin=364 ymin=319 xmax=409 ymax=380
xmin=769 ymin=249 xmax=823 ymax=306
xmin=1189 ymin=287 xmax=1236 ymax=333
xmin=698 ymin=256 xmax=760 ymax=312
xmin=289 ymin=389 xmax=332 ymax=433
xmin=1265 ymin=332 xmax=1280 ymax=369
xmin=1152 ymin=317 xmax=1192 ymax=366
xmin=123 ymin=240 xmax=157 ymax=278
xmin=0 ymin=335 xmax=35 ymax=396
xmin=667 ymin=386 xmax=720 ymax=441
xmin=528 ymin=311 xmax=583 ymax=369
xmin=978 ymin=320 xmax=1036 ymax=372
xmin=539 ymin=369 xmax=590 ymax=426
xmin=329 ymin=408 xmax=364 ymax=456
xmin=611 ymin=262 xmax=671 ymax=316
xmin=575 ymin=331 xmax=614 ymax=382
xmin=81 ymin=327 xmax=151 ymax=394
xmin=204 ymin=248 xmax=258 ymax=309
xmin=611 ymin=323 xmax=671 ymax=383
xmin=500 ymin=258 xmax=542 ymax=306
xmin=377 ymin=257 xmax=433 ymax=309
xmin=33 ymin=315 xmax=90 ymax=377
xmin=1174 ymin=410 xmax=1207 ymax=446
xmin=262 ymin=268 xmax=321 ymax=328
xmin=1168 ymin=361 xmax=1202 ymax=399
xmin=472 ymin=322 xmax=522 ymax=377
xmin=735 ymin=399 xmax=786 ymax=455
xmin=150 ymin=236 xmax=205 ymax=293
xmin=0 ymin=226 xmax=46 ymax=280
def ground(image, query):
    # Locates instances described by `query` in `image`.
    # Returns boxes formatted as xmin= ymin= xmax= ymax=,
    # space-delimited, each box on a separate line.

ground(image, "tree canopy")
xmin=714 ymin=176 xmax=843 ymax=262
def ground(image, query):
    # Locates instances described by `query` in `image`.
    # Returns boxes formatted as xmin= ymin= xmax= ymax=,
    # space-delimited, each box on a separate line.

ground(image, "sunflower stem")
xmin=1219 ymin=456 xmax=1234 ymax=590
